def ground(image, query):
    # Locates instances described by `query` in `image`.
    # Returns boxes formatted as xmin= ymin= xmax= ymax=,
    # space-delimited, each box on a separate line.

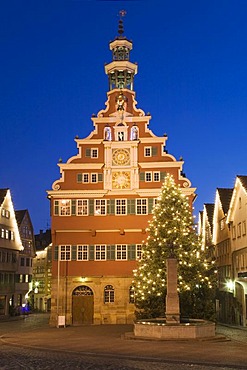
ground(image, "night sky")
xmin=1 ymin=0 xmax=247 ymax=233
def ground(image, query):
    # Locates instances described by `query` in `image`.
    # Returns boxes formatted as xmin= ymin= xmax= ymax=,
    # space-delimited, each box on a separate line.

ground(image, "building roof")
xmin=237 ymin=175 xmax=247 ymax=193
xmin=15 ymin=210 xmax=27 ymax=227
xmin=204 ymin=203 xmax=214 ymax=229
xmin=0 ymin=188 xmax=8 ymax=206
xmin=217 ymin=188 xmax=233 ymax=214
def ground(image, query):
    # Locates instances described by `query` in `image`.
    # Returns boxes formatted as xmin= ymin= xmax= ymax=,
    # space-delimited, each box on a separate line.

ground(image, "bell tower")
xmin=105 ymin=11 xmax=137 ymax=91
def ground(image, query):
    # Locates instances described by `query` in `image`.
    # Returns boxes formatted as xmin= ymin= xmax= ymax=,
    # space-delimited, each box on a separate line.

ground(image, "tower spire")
xmin=105 ymin=10 xmax=137 ymax=91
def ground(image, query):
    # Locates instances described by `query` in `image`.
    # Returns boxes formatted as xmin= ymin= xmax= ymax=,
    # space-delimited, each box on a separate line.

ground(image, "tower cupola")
xmin=105 ymin=11 xmax=138 ymax=91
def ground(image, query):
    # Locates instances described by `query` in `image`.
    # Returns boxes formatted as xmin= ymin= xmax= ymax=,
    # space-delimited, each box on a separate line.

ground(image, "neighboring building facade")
xmin=15 ymin=210 xmax=35 ymax=310
xmin=47 ymin=21 xmax=196 ymax=326
xmin=0 ymin=189 xmax=23 ymax=316
xmin=200 ymin=176 xmax=247 ymax=326
xmin=32 ymin=229 xmax=52 ymax=312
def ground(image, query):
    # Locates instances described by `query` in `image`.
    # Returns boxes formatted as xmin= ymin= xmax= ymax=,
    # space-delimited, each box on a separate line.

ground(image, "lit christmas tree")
xmin=133 ymin=174 xmax=216 ymax=320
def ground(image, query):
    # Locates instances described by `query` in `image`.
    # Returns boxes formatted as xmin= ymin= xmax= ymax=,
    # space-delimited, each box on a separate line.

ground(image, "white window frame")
xmin=144 ymin=146 xmax=152 ymax=157
xmin=60 ymin=245 xmax=71 ymax=261
xmin=77 ymin=199 xmax=88 ymax=216
xmin=91 ymin=173 xmax=98 ymax=183
xmin=91 ymin=148 xmax=98 ymax=158
xmin=116 ymin=244 xmax=127 ymax=260
xmin=95 ymin=199 xmax=106 ymax=215
xmin=59 ymin=200 xmax=71 ymax=216
xmin=136 ymin=244 xmax=142 ymax=260
xmin=115 ymin=199 xmax=127 ymax=215
xmin=83 ymin=173 xmax=89 ymax=183
xmin=95 ymin=245 xmax=106 ymax=260
xmin=136 ymin=198 xmax=147 ymax=215
xmin=145 ymin=172 xmax=152 ymax=182
xmin=153 ymin=171 xmax=160 ymax=182
xmin=104 ymin=285 xmax=114 ymax=303
xmin=77 ymin=245 xmax=88 ymax=260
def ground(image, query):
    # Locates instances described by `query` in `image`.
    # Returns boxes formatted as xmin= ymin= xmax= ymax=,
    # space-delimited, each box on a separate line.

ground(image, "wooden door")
xmin=72 ymin=286 xmax=94 ymax=325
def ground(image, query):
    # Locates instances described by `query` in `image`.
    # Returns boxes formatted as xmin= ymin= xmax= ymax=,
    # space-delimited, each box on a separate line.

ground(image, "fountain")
xmin=133 ymin=257 xmax=215 ymax=340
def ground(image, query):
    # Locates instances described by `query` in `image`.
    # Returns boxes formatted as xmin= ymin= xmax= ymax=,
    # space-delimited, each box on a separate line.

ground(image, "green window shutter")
xmin=71 ymin=245 xmax=77 ymax=260
xmin=54 ymin=246 xmax=59 ymax=261
xmin=139 ymin=172 xmax=145 ymax=181
xmin=54 ymin=200 xmax=59 ymax=215
xmin=148 ymin=198 xmax=154 ymax=214
xmin=85 ymin=148 xmax=91 ymax=157
xmin=107 ymin=199 xmax=115 ymax=215
xmin=77 ymin=173 xmax=82 ymax=183
xmin=89 ymin=245 xmax=94 ymax=260
xmin=71 ymin=200 xmax=76 ymax=215
xmin=107 ymin=245 xmax=115 ymax=260
xmin=98 ymin=173 xmax=103 ymax=182
xmin=127 ymin=199 xmax=135 ymax=215
xmin=128 ymin=245 xmax=136 ymax=260
xmin=89 ymin=199 xmax=94 ymax=215
xmin=151 ymin=146 xmax=158 ymax=156
xmin=160 ymin=171 xmax=166 ymax=181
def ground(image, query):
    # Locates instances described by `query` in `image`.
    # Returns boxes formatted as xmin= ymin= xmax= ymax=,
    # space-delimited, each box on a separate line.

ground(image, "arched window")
xmin=104 ymin=126 xmax=112 ymax=141
xmin=129 ymin=285 xmax=135 ymax=304
xmin=130 ymin=125 xmax=138 ymax=140
xmin=104 ymin=285 xmax=114 ymax=303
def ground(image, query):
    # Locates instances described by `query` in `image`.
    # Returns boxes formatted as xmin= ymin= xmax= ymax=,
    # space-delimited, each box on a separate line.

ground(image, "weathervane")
xmin=118 ymin=10 xmax=127 ymax=36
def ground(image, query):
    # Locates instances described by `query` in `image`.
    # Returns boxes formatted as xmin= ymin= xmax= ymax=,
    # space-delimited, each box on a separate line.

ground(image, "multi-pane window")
xmin=232 ymin=225 xmax=236 ymax=239
xmin=115 ymin=199 xmax=127 ymax=215
xmin=95 ymin=245 xmax=106 ymax=260
xmin=116 ymin=245 xmax=127 ymax=260
xmin=237 ymin=223 xmax=242 ymax=238
xmin=144 ymin=147 xmax=151 ymax=157
xmin=60 ymin=245 xmax=71 ymax=261
xmin=91 ymin=149 xmax=98 ymax=158
xmin=77 ymin=245 xmax=88 ymax=260
xmin=145 ymin=172 xmax=152 ymax=182
xmin=153 ymin=172 xmax=160 ymax=182
xmin=60 ymin=200 xmax=71 ymax=216
xmin=136 ymin=244 xmax=142 ymax=259
xmin=95 ymin=200 xmax=106 ymax=215
xmin=104 ymin=285 xmax=114 ymax=303
xmin=91 ymin=173 xmax=97 ymax=183
xmin=1 ymin=209 xmax=10 ymax=218
xmin=83 ymin=173 xmax=89 ymax=183
xmin=136 ymin=199 xmax=147 ymax=215
xmin=77 ymin=200 xmax=88 ymax=216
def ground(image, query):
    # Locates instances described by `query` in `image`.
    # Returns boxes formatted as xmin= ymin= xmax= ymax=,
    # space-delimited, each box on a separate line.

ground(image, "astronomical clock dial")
xmin=112 ymin=149 xmax=130 ymax=166
xmin=112 ymin=171 xmax=131 ymax=189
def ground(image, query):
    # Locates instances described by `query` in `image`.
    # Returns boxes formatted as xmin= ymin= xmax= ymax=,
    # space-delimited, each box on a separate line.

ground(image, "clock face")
xmin=112 ymin=171 xmax=131 ymax=189
xmin=112 ymin=149 xmax=130 ymax=166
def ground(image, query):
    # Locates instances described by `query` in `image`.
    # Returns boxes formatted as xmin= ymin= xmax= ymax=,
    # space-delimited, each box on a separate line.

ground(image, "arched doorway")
xmin=72 ymin=285 xmax=94 ymax=325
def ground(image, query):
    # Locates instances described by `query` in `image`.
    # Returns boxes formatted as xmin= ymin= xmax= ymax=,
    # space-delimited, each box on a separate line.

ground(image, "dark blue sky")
xmin=1 ymin=0 xmax=247 ymax=233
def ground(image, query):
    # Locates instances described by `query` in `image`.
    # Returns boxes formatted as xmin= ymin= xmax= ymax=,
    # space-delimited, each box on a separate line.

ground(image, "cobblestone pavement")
xmin=0 ymin=314 xmax=247 ymax=370
xmin=0 ymin=344 xmax=242 ymax=370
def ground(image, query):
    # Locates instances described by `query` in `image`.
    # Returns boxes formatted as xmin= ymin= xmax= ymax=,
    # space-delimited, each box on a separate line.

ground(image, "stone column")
xmin=165 ymin=257 xmax=180 ymax=324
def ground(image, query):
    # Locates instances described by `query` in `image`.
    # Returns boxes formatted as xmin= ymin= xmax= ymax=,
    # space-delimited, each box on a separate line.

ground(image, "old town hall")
xmin=47 ymin=15 xmax=196 ymax=326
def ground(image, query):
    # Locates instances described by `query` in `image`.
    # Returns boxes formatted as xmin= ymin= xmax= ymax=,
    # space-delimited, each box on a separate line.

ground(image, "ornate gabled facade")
xmin=47 ymin=18 xmax=196 ymax=326
xmin=0 ymin=189 xmax=23 ymax=316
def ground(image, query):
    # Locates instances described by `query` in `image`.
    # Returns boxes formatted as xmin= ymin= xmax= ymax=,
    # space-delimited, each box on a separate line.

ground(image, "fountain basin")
xmin=134 ymin=318 xmax=215 ymax=339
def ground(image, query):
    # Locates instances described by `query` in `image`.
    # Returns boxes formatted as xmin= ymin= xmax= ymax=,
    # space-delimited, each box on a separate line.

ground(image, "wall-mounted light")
xmin=226 ymin=280 xmax=235 ymax=292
